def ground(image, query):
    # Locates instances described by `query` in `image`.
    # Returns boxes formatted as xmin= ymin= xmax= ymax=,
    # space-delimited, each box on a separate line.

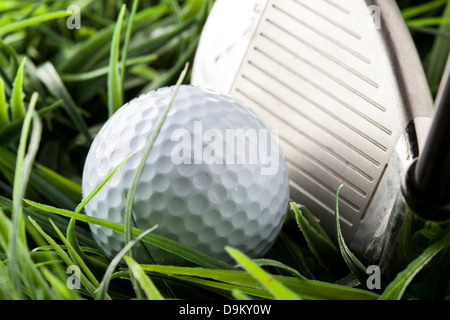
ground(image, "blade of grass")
xmin=407 ymin=17 xmax=450 ymax=27
xmin=74 ymin=152 xmax=135 ymax=214
xmin=225 ymin=246 xmax=301 ymax=300
xmin=123 ymin=255 xmax=164 ymax=300
xmin=0 ymin=10 xmax=71 ymax=35
xmin=8 ymin=92 xmax=41 ymax=298
xmin=291 ymin=202 xmax=341 ymax=273
xmin=252 ymin=259 xmax=306 ymax=280
xmin=120 ymin=0 xmax=139 ymax=91
xmin=402 ymin=0 xmax=448 ymax=19
xmin=124 ymin=63 xmax=189 ymax=255
xmin=10 ymin=57 xmax=26 ymax=121
xmin=0 ymin=77 xmax=8 ymax=126
xmin=334 ymin=185 xmax=368 ymax=286
xmin=107 ymin=4 xmax=126 ymax=116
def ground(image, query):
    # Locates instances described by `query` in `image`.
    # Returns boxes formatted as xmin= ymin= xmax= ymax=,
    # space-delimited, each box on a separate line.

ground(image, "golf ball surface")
xmin=82 ymin=85 xmax=289 ymax=263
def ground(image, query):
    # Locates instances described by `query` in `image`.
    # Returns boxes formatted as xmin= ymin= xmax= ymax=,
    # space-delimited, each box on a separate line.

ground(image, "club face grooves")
xmin=192 ymin=0 xmax=433 ymax=254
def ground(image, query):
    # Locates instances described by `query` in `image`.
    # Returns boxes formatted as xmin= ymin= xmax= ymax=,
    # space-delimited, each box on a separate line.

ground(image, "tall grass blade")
xmin=8 ymin=92 xmax=41 ymax=298
xmin=120 ymin=0 xmax=139 ymax=91
xmin=124 ymin=63 xmax=189 ymax=254
xmin=108 ymin=4 xmax=126 ymax=116
xmin=10 ymin=57 xmax=26 ymax=122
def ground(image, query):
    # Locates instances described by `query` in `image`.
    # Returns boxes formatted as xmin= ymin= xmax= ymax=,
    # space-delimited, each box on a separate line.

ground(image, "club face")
xmin=192 ymin=0 xmax=434 ymax=261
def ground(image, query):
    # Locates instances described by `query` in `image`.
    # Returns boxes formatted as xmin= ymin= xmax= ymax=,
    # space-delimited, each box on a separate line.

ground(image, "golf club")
xmin=191 ymin=0 xmax=447 ymax=262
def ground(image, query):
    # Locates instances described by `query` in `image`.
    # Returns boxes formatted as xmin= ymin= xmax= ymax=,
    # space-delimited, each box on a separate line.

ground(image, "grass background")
xmin=0 ymin=0 xmax=449 ymax=300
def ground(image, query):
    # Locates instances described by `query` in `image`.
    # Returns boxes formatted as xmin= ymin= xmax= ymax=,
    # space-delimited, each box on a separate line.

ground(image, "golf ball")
xmin=82 ymin=85 xmax=289 ymax=264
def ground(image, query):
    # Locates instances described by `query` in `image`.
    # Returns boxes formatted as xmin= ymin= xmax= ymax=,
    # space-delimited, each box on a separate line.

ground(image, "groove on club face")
xmin=192 ymin=0 xmax=434 ymax=257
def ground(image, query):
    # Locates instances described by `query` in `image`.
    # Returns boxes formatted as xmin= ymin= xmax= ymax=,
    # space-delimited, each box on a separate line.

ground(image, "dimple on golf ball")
xmin=82 ymin=85 xmax=289 ymax=264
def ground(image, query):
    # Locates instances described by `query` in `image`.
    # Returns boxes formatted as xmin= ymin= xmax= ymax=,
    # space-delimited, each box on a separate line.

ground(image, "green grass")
xmin=0 ymin=0 xmax=449 ymax=301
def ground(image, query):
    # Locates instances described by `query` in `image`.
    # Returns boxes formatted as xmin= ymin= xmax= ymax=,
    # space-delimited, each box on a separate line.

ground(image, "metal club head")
xmin=191 ymin=0 xmax=434 ymax=261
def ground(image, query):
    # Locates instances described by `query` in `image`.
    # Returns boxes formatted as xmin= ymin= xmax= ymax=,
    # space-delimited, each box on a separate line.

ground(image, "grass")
xmin=0 ymin=0 xmax=449 ymax=301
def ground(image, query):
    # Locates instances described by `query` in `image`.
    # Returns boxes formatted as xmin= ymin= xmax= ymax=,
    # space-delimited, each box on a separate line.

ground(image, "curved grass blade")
xmin=123 ymin=255 xmax=164 ymax=300
xmin=225 ymin=246 xmax=301 ymax=300
xmin=252 ymin=259 xmax=306 ymax=280
xmin=334 ymin=185 xmax=368 ymax=286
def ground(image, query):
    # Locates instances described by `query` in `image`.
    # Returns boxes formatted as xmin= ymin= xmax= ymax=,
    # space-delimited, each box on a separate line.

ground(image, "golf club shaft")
xmin=404 ymin=55 xmax=450 ymax=221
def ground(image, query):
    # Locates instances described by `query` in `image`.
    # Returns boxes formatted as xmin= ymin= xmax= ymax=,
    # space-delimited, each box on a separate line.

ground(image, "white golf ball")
xmin=82 ymin=85 xmax=289 ymax=264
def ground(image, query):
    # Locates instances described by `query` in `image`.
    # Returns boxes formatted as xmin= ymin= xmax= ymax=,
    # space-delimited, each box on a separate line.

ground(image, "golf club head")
xmin=191 ymin=0 xmax=434 ymax=261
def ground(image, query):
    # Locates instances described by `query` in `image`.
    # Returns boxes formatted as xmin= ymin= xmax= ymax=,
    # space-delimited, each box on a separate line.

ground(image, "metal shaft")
xmin=404 ymin=55 xmax=450 ymax=221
